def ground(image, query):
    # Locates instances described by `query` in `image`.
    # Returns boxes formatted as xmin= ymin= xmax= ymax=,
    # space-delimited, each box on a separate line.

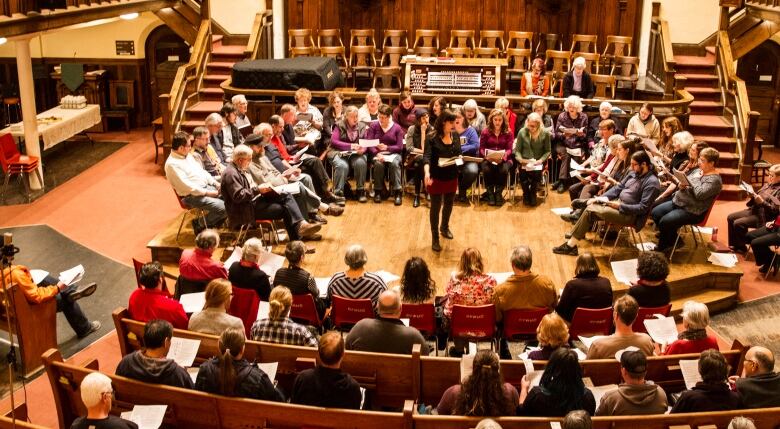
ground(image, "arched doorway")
xmin=144 ymin=25 xmax=190 ymax=119
xmin=738 ymin=40 xmax=780 ymax=148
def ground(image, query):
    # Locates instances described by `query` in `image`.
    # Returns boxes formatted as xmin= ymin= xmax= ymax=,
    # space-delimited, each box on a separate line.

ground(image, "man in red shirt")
xmin=129 ymin=262 xmax=187 ymax=329
xmin=178 ymin=229 xmax=227 ymax=282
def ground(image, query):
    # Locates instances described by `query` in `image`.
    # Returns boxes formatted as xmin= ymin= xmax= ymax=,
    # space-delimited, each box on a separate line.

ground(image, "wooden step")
xmin=697 ymin=135 xmax=738 ymax=152
xmin=180 ymin=120 xmax=202 ymax=131
xmin=689 ymin=100 xmax=723 ymax=115
xmin=185 ymin=100 xmax=223 ymax=121
xmin=719 ymin=168 xmax=741 ymax=184
xmin=685 ymin=86 xmax=721 ymax=102
xmin=199 ymin=87 xmax=225 ymax=101
xmin=203 ymin=74 xmax=230 ymax=84
xmin=720 ymin=183 xmax=745 ymax=201
xmin=678 ymin=73 xmax=719 ymax=88
xmin=207 ymin=61 xmax=234 ymax=71
xmin=670 ymin=289 xmax=738 ymax=316
xmin=688 ymin=114 xmax=734 ymax=137
xmin=718 ymin=152 xmax=740 ymax=168
xmin=674 ymin=55 xmax=716 ymax=66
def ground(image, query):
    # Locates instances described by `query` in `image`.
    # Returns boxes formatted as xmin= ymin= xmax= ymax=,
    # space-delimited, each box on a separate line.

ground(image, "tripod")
xmin=1 ymin=234 xmax=21 ymax=427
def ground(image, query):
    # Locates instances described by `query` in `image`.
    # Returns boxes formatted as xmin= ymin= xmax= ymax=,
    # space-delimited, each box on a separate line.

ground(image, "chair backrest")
xmin=448 ymin=29 xmax=475 ymax=49
xmin=172 ymin=188 xmax=189 ymax=209
xmin=545 ymin=49 xmax=571 ymax=74
xmin=174 ymin=275 xmax=209 ymax=300
xmin=698 ymin=199 xmax=717 ymax=227
xmin=603 ymin=35 xmax=633 ymax=59
xmin=349 ymin=45 xmax=376 ymax=68
xmin=610 ymin=55 xmax=640 ymax=80
xmin=569 ymin=307 xmax=614 ymax=337
xmin=591 ymin=74 xmax=616 ymax=99
xmin=288 ymin=29 xmax=315 ymax=52
xmin=633 ymin=304 xmax=673 ymax=334
xmin=0 ymin=133 xmax=19 ymax=161
xmin=479 ymin=30 xmax=505 ymax=51
xmin=450 ymin=304 xmax=496 ymax=341
xmin=473 ymin=47 xmax=500 ymax=59
xmin=132 ymin=258 xmax=145 ymax=288
xmin=382 ymin=29 xmax=409 ymax=49
xmin=228 ymin=286 xmax=260 ymax=336
xmin=331 ymin=295 xmax=374 ymax=330
xmin=319 ymin=46 xmax=349 ymax=68
xmin=350 ymin=28 xmax=376 ymax=49
xmin=445 ymin=47 xmax=472 ymax=58
xmin=506 ymin=48 xmax=531 ymax=72
xmin=289 ymin=293 xmax=321 ymax=327
xmin=502 ymin=308 xmax=548 ymax=340
xmin=570 ymin=34 xmax=598 ymax=54
xmin=380 ymin=46 xmax=407 ymax=67
xmin=535 ymin=33 xmax=562 ymax=56
xmin=573 ymin=52 xmax=600 ymax=74
xmin=372 ymin=67 xmax=402 ymax=92
xmin=414 ymin=46 xmax=439 ymax=57
xmin=413 ymin=29 xmax=440 ymax=49
xmin=317 ymin=28 xmax=344 ymax=49
xmin=507 ymin=31 xmax=533 ymax=50
xmin=399 ymin=303 xmax=436 ymax=336
xmin=290 ymin=46 xmax=317 ymax=57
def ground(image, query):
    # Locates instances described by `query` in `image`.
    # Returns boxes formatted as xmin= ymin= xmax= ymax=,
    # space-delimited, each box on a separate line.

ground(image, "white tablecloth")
xmin=0 ymin=104 xmax=101 ymax=150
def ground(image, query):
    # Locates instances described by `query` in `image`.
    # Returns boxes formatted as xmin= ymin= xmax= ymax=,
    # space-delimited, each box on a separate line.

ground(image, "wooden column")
xmin=14 ymin=36 xmax=43 ymax=190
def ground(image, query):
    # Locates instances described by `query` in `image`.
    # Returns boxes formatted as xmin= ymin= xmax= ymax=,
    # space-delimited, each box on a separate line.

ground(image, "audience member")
xmin=625 ymin=103 xmax=660 ymax=142
xmin=627 ymin=251 xmax=671 ymax=308
xmin=188 ymin=279 xmax=243 ymax=335
xmin=562 ymin=410 xmax=592 ymax=429
xmin=327 ymin=244 xmax=387 ymax=308
xmin=425 ymin=109 xmax=460 ymax=251
xmin=521 ymin=58 xmax=550 ymax=97
xmin=428 ymin=96 xmax=448 ymax=125
xmin=251 ymin=286 xmax=318 ymax=347
xmin=196 ymin=327 xmax=284 ymax=401
xmin=367 ymin=103 xmax=406 ymax=205
xmin=115 ymin=319 xmax=193 ymax=389
xmin=227 ymin=237 xmax=272 ymax=300
xmin=358 ymin=88 xmax=382 ymax=124
xmin=562 ymin=56 xmax=595 ymax=99
xmin=204 ymin=112 xmax=227 ymax=163
xmin=291 ymin=331 xmax=362 ymax=409
xmin=595 ymin=349 xmax=668 ymax=415
xmin=71 ymin=373 xmax=137 ymax=429
xmin=728 ymin=417 xmax=757 ymax=429
xmin=727 ymin=163 xmax=780 ymax=253
xmin=520 ymin=348 xmax=596 ymax=416
xmin=731 ymin=346 xmax=780 ymax=408
xmin=474 ymin=419 xmax=503 ymax=429
xmin=552 ymin=96 xmax=589 ymax=194
xmin=405 ymin=108 xmax=433 ymax=207
xmin=398 ymin=256 xmax=436 ymax=304
xmin=568 ymin=120 xmax=617 ymax=201
xmin=463 ymin=99 xmax=487 ymax=134
xmin=231 ymin=94 xmax=251 ymax=129
xmin=662 ymin=300 xmax=719 ymax=355
xmin=555 ymin=253 xmax=613 ymax=322
xmin=292 ymin=88 xmax=323 ymax=149
xmin=527 ymin=313 xmax=570 ymax=360
xmin=649 ymin=116 xmax=683 ymax=164
xmin=436 ymin=350 xmax=518 ymax=416
xmin=331 ymin=105 xmax=369 ymax=201
xmin=219 ymin=102 xmax=243 ymax=159
xmin=671 ymin=349 xmax=740 ymax=413
xmin=273 ymin=240 xmax=325 ymax=318
xmin=179 ymin=229 xmax=227 ymax=282
xmin=346 ymin=290 xmax=430 ymax=355
xmin=479 ymin=108 xmax=514 ymax=206
xmin=514 ymin=112 xmax=551 ymax=206
xmin=190 ymin=126 xmax=223 ymax=177
xmin=493 ymin=245 xmax=557 ymax=320
xmin=531 ymin=98 xmax=554 ymax=134
xmin=393 ymin=90 xmax=417 ymax=131
xmin=129 ymin=262 xmax=187 ymax=329
xmin=453 ymin=107 xmax=481 ymax=203
xmin=586 ymin=295 xmax=654 ymax=359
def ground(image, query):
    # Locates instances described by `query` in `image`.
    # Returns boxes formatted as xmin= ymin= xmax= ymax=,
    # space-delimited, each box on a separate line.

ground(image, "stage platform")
xmin=148 ymin=190 xmax=741 ymax=316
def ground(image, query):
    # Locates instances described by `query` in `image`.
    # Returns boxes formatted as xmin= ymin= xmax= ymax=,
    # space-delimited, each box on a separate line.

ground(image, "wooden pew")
xmin=42 ymin=348 xmax=413 ymax=429
xmin=0 ymin=403 xmax=50 ymax=429
xmin=0 ymin=282 xmax=57 ymax=376
xmin=112 ymin=307 xmax=420 ymax=409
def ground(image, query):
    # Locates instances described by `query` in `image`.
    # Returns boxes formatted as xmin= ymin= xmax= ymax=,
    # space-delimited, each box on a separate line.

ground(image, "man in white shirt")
xmin=164 ymin=131 xmax=226 ymax=233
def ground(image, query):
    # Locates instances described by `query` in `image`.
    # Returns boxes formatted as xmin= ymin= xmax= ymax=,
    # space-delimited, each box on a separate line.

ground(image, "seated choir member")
xmin=292 ymin=88 xmax=323 ymax=148
xmin=190 ymin=126 xmax=224 ymax=177
xmin=493 ymin=245 xmax=557 ymax=319
xmin=444 ymin=248 xmax=497 ymax=357
xmin=196 ymin=327 xmax=285 ymax=401
xmin=188 ymin=279 xmax=243 ymax=335
xmin=273 ymin=240 xmax=326 ymax=318
xmin=519 ymin=348 xmax=596 ymax=416
xmin=652 ymin=147 xmax=721 ymax=253
xmin=531 ymin=98 xmax=555 ymax=135
xmin=250 ymin=286 xmax=318 ymax=347
xmin=746 ymin=214 xmax=780 ymax=273
xmin=586 ymin=102 xmax=622 ymax=147
xmin=562 ymin=56 xmax=595 ymax=99
xmin=595 ymin=349 xmax=668 ymax=416
xmin=436 ymin=349 xmax=519 ymax=416
xmin=178 ymin=229 xmax=227 ymax=282
xmin=428 ymin=96 xmax=448 ymax=125
xmin=569 ymin=120 xmax=617 ymax=199
xmin=231 ymin=94 xmax=251 ymax=129
xmin=291 ymin=331 xmax=362 ymax=409
xmin=463 ymin=99 xmax=487 ymax=134
xmin=520 ymin=58 xmax=550 ymax=97
xmin=562 ymin=411 xmax=592 ymax=429
xmin=479 ymin=108 xmax=514 ymax=206
xmin=727 ymin=163 xmax=780 ymax=253
xmin=321 ymin=90 xmax=344 ymax=145
xmin=553 ymin=151 xmax=661 ymax=256
xmin=204 ymin=112 xmax=227 ymax=163
xmin=586 ymin=295 xmax=654 ymax=359
xmin=331 ymin=105 xmax=369 ymax=201
xmin=627 ymin=251 xmax=671 ymax=308
xmin=115 ymin=319 xmax=193 ymax=389
xmin=494 ymin=97 xmax=519 ymax=137
xmin=326 ymin=244 xmax=387 ymax=308
xmin=555 ymin=253 xmax=613 ymax=322
xmin=345 ymin=290 xmax=431 ymax=355
xmin=527 ymin=313 xmax=571 ymax=360
xmin=514 ymin=112 xmax=551 ymax=206
xmin=71 ymin=373 xmax=138 ymax=429
xmin=397 ymin=256 xmax=436 ymax=304
xmin=647 ymin=116 xmax=683 ymax=166
xmin=219 ymin=102 xmax=244 ymax=160
xmin=358 ymin=88 xmax=382 ymax=124
xmin=129 ymin=262 xmax=187 ymax=329
xmin=227 ymin=238 xmax=271 ymax=300
xmin=649 ymin=131 xmax=695 ymax=206
xmin=552 ymin=95 xmax=589 ymax=194
xmin=625 ymin=103 xmax=660 ymax=142
xmin=670 ymin=349 xmax=740 ymax=413
xmin=562 ymin=134 xmax=624 ymax=222
xmin=661 ymin=300 xmax=718 ymax=355
xmin=731 ymin=346 xmax=780 ymax=408
xmin=453 ymin=107 xmax=480 ymax=203
xmin=367 ymin=103 xmax=406 ymax=205
xmin=393 ymin=90 xmax=417 ymax=131
xmin=220 ymin=144 xmax=321 ymax=240
xmin=165 ymin=131 xmax=226 ymax=233
xmin=404 ymin=108 xmax=434 ymax=207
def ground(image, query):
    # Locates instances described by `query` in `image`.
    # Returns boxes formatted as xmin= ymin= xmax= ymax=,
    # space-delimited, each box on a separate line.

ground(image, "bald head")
xmin=377 ymin=290 xmax=401 ymax=317
xmin=747 ymin=346 xmax=775 ymax=375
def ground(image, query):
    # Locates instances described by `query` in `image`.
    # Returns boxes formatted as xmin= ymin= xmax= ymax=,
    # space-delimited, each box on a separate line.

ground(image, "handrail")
xmin=648 ymin=4 xmax=677 ymax=98
xmin=245 ymin=10 xmax=273 ymax=60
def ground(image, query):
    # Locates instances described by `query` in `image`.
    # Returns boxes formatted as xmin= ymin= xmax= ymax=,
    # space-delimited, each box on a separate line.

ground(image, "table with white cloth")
xmin=0 ymin=104 xmax=101 ymax=150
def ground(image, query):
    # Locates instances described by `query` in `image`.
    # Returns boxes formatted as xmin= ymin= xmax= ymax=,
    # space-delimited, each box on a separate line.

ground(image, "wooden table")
xmin=0 ymin=104 xmax=101 ymax=150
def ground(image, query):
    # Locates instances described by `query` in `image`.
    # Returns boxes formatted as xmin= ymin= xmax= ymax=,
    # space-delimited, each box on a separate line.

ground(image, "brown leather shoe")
xmin=325 ymin=204 xmax=344 ymax=216
xmin=297 ymin=221 xmax=322 ymax=238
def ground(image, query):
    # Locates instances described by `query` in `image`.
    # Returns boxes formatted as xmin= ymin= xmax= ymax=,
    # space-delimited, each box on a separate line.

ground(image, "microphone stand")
xmin=1 ymin=248 xmax=19 ymax=428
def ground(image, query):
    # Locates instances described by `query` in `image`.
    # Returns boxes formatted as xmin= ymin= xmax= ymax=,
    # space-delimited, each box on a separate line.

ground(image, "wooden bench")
xmin=0 ymin=282 xmax=57 ymax=377
xmin=113 ymin=307 xmax=420 ymax=409
xmin=0 ymin=403 xmax=49 ymax=429
xmin=42 ymin=349 xmax=414 ymax=429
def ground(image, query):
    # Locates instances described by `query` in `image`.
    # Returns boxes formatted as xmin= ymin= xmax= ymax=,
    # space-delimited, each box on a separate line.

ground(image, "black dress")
xmin=424 ymin=132 xmax=461 ymax=195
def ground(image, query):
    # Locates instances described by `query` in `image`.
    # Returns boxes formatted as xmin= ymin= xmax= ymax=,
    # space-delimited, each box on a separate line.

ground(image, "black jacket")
xmin=671 ymin=382 xmax=740 ymax=413
xmin=195 ymin=357 xmax=285 ymax=402
xmin=221 ymin=162 xmax=259 ymax=228
xmin=228 ymin=262 xmax=271 ymax=301
xmin=555 ymin=276 xmax=613 ymax=322
xmin=71 ymin=415 xmax=138 ymax=429
xmin=627 ymin=281 xmax=671 ymax=308
xmin=737 ymin=372 xmax=780 ymax=408
xmin=115 ymin=350 xmax=193 ymax=389
xmin=563 ymin=71 xmax=595 ymax=99
xmin=291 ymin=366 xmax=362 ymax=409
xmin=521 ymin=385 xmax=596 ymax=417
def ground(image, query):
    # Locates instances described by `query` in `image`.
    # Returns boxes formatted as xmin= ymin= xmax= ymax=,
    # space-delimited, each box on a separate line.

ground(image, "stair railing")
xmin=245 ymin=9 xmax=274 ymax=60
xmin=648 ymin=3 xmax=677 ymax=99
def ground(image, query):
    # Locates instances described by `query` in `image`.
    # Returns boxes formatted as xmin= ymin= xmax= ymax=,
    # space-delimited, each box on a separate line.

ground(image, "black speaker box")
xmin=231 ymin=57 xmax=343 ymax=91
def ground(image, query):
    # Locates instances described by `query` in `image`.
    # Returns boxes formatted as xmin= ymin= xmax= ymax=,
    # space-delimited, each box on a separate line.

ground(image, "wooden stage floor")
xmin=149 ymin=190 xmax=742 ymax=315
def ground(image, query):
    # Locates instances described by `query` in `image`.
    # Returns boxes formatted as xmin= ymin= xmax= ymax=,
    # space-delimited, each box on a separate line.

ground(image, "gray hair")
xmin=526 ymin=112 xmax=542 ymax=126
xmin=608 ymin=134 xmax=626 ymax=149
xmin=572 ymin=56 xmax=586 ymax=69
xmin=205 ymin=112 xmax=223 ymax=126
xmin=562 ymin=410 xmax=592 ymax=429
xmin=192 ymin=126 xmax=208 ymax=138
xmin=344 ymin=105 xmax=359 ymax=117
xmin=599 ymin=101 xmax=613 ymax=110
xmin=564 ymin=95 xmax=584 ymax=113
xmin=195 ymin=229 xmax=219 ymax=250
xmin=463 ymin=99 xmax=479 ymax=111
xmin=80 ymin=372 xmax=113 ymax=408
xmin=284 ymin=240 xmax=306 ymax=265
xmin=474 ymin=419 xmax=503 ymax=429
xmin=682 ymin=300 xmax=710 ymax=330
xmin=728 ymin=417 xmax=756 ymax=429
xmin=366 ymin=88 xmax=381 ymax=101
xmin=242 ymin=238 xmax=263 ymax=264
xmin=510 ymin=245 xmax=532 ymax=271
xmin=344 ymin=244 xmax=368 ymax=270
xmin=494 ymin=97 xmax=509 ymax=109
xmin=231 ymin=94 xmax=247 ymax=105
xmin=254 ymin=122 xmax=272 ymax=135
xmin=672 ymin=131 xmax=695 ymax=150
xmin=232 ymin=144 xmax=253 ymax=160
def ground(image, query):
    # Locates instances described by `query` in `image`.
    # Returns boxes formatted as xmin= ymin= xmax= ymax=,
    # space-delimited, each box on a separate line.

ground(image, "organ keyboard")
xmin=402 ymin=57 xmax=507 ymax=96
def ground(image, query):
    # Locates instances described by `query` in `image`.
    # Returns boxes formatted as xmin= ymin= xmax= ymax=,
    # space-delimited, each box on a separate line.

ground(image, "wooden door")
xmin=738 ymin=41 xmax=780 ymax=148
xmin=143 ymin=26 xmax=190 ymax=119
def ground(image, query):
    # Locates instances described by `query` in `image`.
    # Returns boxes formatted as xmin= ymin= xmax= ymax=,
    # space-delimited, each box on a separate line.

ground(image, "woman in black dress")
xmin=424 ymin=110 xmax=460 ymax=252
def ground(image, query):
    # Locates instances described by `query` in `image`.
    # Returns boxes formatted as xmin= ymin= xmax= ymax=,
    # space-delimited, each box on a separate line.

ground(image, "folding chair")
xmin=449 ymin=304 xmax=497 ymax=354
xmin=632 ymin=304 xmax=672 ymax=334
xmin=502 ymin=307 xmax=548 ymax=341
xmin=173 ymin=189 xmax=207 ymax=244
xmin=569 ymin=307 xmax=613 ymax=337
xmin=330 ymin=295 xmax=374 ymax=332
xmin=400 ymin=303 xmax=438 ymax=355
xmin=290 ymin=293 xmax=323 ymax=333
xmin=669 ymin=202 xmax=716 ymax=261
xmin=229 ymin=286 xmax=261 ymax=337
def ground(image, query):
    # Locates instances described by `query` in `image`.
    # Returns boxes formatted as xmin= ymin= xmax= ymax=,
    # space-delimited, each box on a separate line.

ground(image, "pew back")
xmin=0 ymin=281 xmax=57 ymax=376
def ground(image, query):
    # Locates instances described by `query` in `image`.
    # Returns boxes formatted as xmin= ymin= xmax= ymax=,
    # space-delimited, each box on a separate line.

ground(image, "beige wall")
xmin=0 ymin=12 xmax=162 ymax=59
xmin=211 ymin=0 xmax=263 ymax=34
xmin=660 ymin=0 xmax=721 ymax=44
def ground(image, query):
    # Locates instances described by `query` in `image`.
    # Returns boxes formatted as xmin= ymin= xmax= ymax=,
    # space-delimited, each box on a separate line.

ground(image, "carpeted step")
xmin=718 ymin=152 xmax=740 ymax=169
xmin=207 ymin=61 xmax=234 ymax=71
xmin=719 ymin=183 xmax=745 ymax=201
xmin=697 ymin=135 xmax=738 ymax=152
xmin=689 ymin=100 xmax=723 ymax=115
xmin=685 ymin=86 xmax=721 ymax=102
xmin=199 ymin=87 xmax=225 ymax=101
xmin=719 ymin=168 xmax=742 ymax=184
xmin=203 ymin=74 xmax=230 ymax=84
xmin=211 ymin=44 xmax=245 ymax=63
xmin=185 ymin=100 xmax=223 ymax=121
xmin=688 ymin=114 xmax=734 ymax=138
xmin=678 ymin=73 xmax=719 ymax=88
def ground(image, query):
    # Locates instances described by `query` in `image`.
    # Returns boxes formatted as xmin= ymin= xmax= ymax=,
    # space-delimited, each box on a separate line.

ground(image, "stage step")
xmin=207 ymin=61 xmax=234 ymax=72
xmin=720 ymin=183 xmax=745 ymax=201
xmin=199 ymin=86 xmax=225 ymax=101
xmin=678 ymin=73 xmax=719 ymax=88
xmin=689 ymin=100 xmax=723 ymax=115
xmin=670 ymin=289 xmax=738 ymax=316
xmin=185 ymin=100 xmax=223 ymax=121
xmin=685 ymin=86 xmax=721 ymax=102
xmin=698 ymin=135 xmax=738 ymax=152
xmin=203 ymin=74 xmax=230 ymax=84
xmin=688 ymin=114 xmax=734 ymax=138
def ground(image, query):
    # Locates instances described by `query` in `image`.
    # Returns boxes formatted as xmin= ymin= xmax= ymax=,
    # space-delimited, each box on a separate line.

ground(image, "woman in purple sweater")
xmin=479 ymin=109 xmax=514 ymax=206
xmin=366 ymin=104 xmax=406 ymax=205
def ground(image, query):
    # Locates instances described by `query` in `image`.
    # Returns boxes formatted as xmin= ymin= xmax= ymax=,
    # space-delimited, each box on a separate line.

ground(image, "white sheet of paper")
xmin=525 ymin=162 xmax=543 ymax=171
xmin=489 ymin=272 xmax=513 ymax=285
xmin=523 ymin=359 xmax=535 ymax=375
xmin=382 ymin=153 xmax=399 ymax=163
xmin=258 ymin=251 xmax=285 ymax=281
xmin=643 ymin=316 xmax=679 ymax=345
xmin=258 ymin=361 xmax=278 ymax=382
xmin=222 ymin=246 xmax=243 ymax=270
xmin=400 ymin=318 xmax=410 ymax=327
xmin=359 ymin=138 xmax=380 ymax=148
xmin=273 ymin=183 xmax=301 ymax=195
xmin=589 ymin=384 xmax=619 ymax=406
xmin=374 ymin=270 xmax=400 ymax=285
xmin=594 ymin=196 xmax=609 ymax=203
xmin=570 ymin=159 xmax=584 ymax=171
xmin=127 ymin=405 xmax=167 ymax=429
xmin=460 ymin=353 xmax=475 ymax=383
xmin=582 ymin=377 xmax=594 ymax=388
xmin=257 ymin=300 xmax=270 ymax=320
xmin=551 ymin=207 xmax=573 ymax=216
xmin=29 ymin=269 xmax=49 ymax=285
xmin=611 ymin=259 xmax=639 ymax=286
xmin=187 ymin=367 xmax=199 ymax=384
xmin=679 ymin=359 xmax=703 ymax=390
xmin=58 ymin=264 xmax=84 ymax=286
xmin=642 ymin=138 xmax=659 ymax=154
xmin=179 ymin=292 xmax=206 ymax=314
xmin=566 ymin=147 xmax=582 ymax=157
xmin=292 ymin=145 xmax=309 ymax=160
xmin=527 ymin=370 xmax=543 ymax=387
xmin=636 ymin=242 xmax=657 ymax=251
xmin=166 ymin=337 xmax=200 ymax=367
xmin=484 ymin=149 xmax=504 ymax=162
xmin=693 ymin=226 xmax=714 ymax=235
xmin=578 ymin=335 xmax=607 ymax=351
xmin=550 ymin=423 xmax=562 ymax=429
xmin=315 ymin=277 xmax=330 ymax=298
xmin=708 ymin=252 xmax=738 ymax=268
xmin=574 ymin=348 xmax=587 ymax=360
xmin=740 ymin=181 xmax=757 ymax=196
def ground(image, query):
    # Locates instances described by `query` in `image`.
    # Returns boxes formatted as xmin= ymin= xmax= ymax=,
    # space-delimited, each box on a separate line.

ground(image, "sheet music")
xmin=525 ymin=162 xmax=543 ymax=171
xmin=58 ymin=264 xmax=84 ymax=286
xmin=460 ymin=353 xmax=475 ymax=383
xmin=611 ymin=259 xmax=639 ymax=285
xmin=380 ymin=153 xmax=399 ymax=163
xmin=179 ymin=292 xmax=206 ymax=314
xmin=438 ymin=157 xmax=459 ymax=167
xmin=740 ymin=181 xmax=757 ymax=196
xmin=166 ymin=337 xmax=200 ymax=367
xmin=296 ymin=112 xmax=313 ymax=123
xmin=484 ymin=149 xmax=504 ymax=162
xmin=578 ymin=335 xmax=607 ymax=350
xmin=273 ymin=183 xmax=301 ymax=195
xmin=551 ymin=207 xmax=573 ymax=216
xmin=222 ymin=246 xmax=243 ymax=270
xmin=672 ymin=168 xmax=690 ymax=187
xmin=29 ymin=269 xmax=49 ymax=285
xmin=566 ymin=147 xmax=582 ymax=157
xmin=315 ymin=277 xmax=330 ymax=298
xmin=679 ymin=359 xmax=702 ymax=390
xmin=692 ymin=226 xmax=715 ymax=235
xmin=488 ymin=272 xmax=513 ymax=284
xmin=708 ymin=252 xmax=738 ymax=268
xmin=126 ymin=405 xmax=167 ymax=429
xmin=256 ymin=300 xmax=270 ymax=320
xmin=642 ymin=138 xmax=659 ymax=154
xmin=462 ymin=156 xmax=484 ymax=163
xmin=374 ymin=270 xmax=400 ymax=285
xmin=258 ymin=361 xmax=278 ymax=382
xmin=359 ymin=138 xmax=380 ymax=148
xmin=570 ymin=159 xmax=584 ymax=171
xmin=550 ymin=423 xmax=562 ymax=429
xmin=258 ymin=251 xmax=285 ymax=281
xmin=636 ymin=242 xmax=657 ymax=251
xmin=292 ymin=145 xmax=310 ymax=160
xmin=643 ymin=316 xmax=679 ymax=344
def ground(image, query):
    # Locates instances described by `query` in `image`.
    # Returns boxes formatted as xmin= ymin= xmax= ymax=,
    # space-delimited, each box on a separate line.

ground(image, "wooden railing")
xmin=647 ymin=2 xmax=677 ymax=99
xmin=746 ymin=0 xmax=780 ymax=8
xmin=245 ymin=9 xmax=274 ymax=60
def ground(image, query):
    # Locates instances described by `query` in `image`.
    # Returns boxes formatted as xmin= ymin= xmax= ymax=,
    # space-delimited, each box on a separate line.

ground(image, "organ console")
xmin=402 ymin=57 xmax=507 ymax=96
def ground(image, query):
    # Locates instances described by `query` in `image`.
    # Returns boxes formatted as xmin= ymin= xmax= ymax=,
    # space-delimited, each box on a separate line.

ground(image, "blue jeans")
xmin=182 ymin=191 xmax=227 ymax=229
xmin=651 ymin=201 xmax=705 ymax=250
xmin=332 ymin=153 xmax=367 ymax=192
xmin=40 ymin=275 xmax=92 ymax=336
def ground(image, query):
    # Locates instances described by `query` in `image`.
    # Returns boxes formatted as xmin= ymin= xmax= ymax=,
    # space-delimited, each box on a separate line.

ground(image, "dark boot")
xmin=413 ymin=194 xmax=420 ymax=207
xmin=432 ymin=234 xmax=442 ymax=252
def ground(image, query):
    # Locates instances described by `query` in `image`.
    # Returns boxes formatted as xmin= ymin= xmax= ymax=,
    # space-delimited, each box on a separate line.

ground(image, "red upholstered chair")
xmin=633 ymin=304 xmax=672 ymax=334
xmin=331 ymin=295 xmax=374 ymax=332
xmin=0 ymin=133 xmax=42 ymax=203
xmin=400 ymin=303 xmax=436 ymax=336
xmin=290 ymin=293 xmax=322 ymax=332
xmin=229 ymin=286 xmax=260 ymax=337
xmin=569 ymin=307 xmax=613 ymax=337
xmin=502 ymin=307 xmax=548 ymax=340
xmin=450 ymin=304 xmax=496 ymax=350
